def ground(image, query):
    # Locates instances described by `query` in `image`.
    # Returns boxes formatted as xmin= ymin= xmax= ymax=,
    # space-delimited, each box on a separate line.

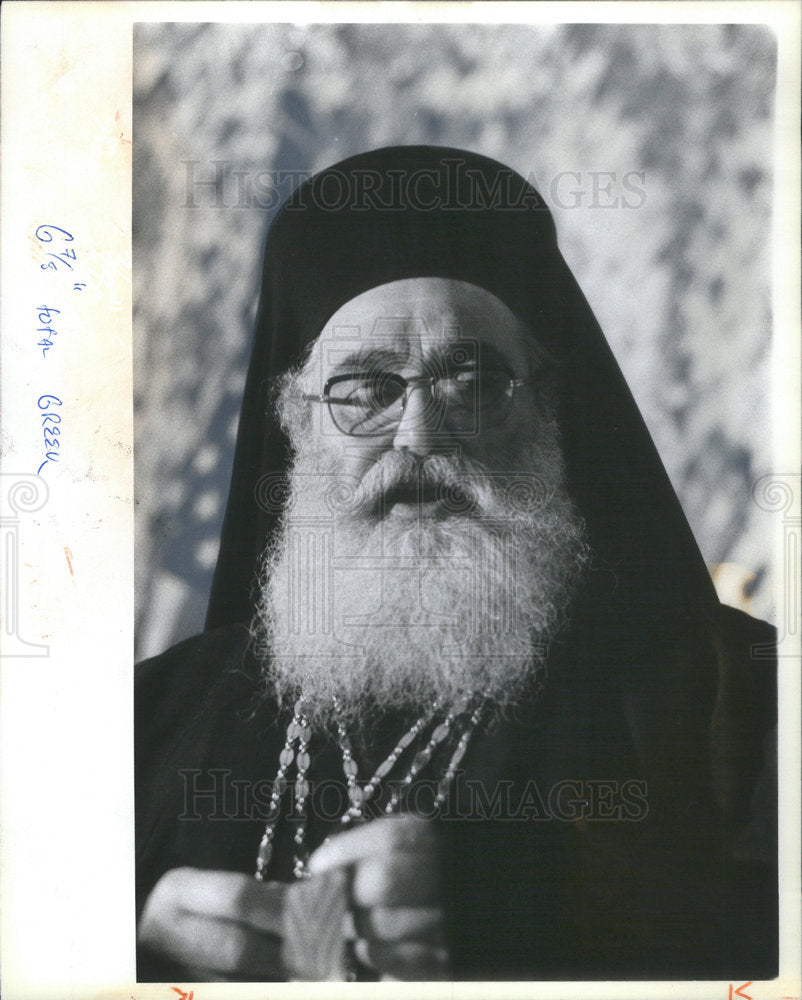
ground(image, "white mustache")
xmin=352 ymin=452 xmax=490 ymax=517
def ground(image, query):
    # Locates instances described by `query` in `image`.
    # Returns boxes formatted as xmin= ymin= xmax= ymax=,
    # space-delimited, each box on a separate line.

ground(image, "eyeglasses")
xmin=302 ymin=368 xmax=537 ymax=437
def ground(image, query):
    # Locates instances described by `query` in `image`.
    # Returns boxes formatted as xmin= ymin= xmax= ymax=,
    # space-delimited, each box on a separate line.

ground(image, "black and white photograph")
xmin=133 ymin=18 xmax=782 ymax=985
xmin=0 ymin=4 xmax=798 ymax=998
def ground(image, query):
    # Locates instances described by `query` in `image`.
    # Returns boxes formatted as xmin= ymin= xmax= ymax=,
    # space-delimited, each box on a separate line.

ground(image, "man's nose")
xmin=392 ymin=382 xmax=441 ymax=455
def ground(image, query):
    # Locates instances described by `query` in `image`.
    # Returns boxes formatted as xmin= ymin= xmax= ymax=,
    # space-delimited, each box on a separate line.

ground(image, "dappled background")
xmin=133 ymin=22 xmax=777 ymax=661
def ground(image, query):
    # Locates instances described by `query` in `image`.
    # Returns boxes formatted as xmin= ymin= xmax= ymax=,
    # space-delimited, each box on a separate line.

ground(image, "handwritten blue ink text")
xmin=36 ymin=394 xmax=62 ymax=476
xmin=35 ymin=224 xmax=76 ymax=273
xmin=37 ymin=305 xmax=60 ymax=358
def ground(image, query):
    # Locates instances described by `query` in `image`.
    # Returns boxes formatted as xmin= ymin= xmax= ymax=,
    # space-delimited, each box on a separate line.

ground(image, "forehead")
xmin=311 ymin=277 xmax=531 ymax=372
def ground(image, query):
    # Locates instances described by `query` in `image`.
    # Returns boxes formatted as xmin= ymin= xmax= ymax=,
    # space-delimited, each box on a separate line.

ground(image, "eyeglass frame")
xmin=302 ymin=368 xmax=540 ymax=438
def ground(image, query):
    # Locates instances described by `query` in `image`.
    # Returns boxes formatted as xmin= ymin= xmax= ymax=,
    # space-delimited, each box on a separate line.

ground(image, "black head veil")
xmin=207 ymin=145 xmax=719 ymax=640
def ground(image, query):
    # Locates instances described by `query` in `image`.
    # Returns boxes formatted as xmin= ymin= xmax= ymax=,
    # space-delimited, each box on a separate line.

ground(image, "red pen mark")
xmin=728 ymin=983 xmax=753 ymax=1000
xmin=64 ymin=546 xmax=74 ymax=577
xmin=171 ymin=989 xmax=194 ymax=1000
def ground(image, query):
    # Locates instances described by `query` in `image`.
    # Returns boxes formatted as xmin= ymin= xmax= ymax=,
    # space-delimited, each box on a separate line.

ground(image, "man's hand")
xmin=138 ymin=867 xmax=286 ymax=980
xmin=308 ymin=814 xmax=449 ymax=980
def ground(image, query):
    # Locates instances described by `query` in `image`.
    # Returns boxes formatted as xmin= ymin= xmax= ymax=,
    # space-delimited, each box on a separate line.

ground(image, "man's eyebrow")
xmin=330 ymin=347 xmax=405 ymax=372
xmin=328 ymin=341 xmax=522 ymax=374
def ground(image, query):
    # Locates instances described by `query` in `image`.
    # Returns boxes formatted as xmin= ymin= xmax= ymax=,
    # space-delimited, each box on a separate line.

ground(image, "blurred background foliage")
xmin=133 ymin=21 xmax=777 ymax=661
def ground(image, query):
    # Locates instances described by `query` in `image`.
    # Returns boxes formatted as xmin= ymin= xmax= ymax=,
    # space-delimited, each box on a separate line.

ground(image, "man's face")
xmin=307 ymin=277 xmax=545 ymax=516
xmin=256 ymin=276 xmax=588 ymax=728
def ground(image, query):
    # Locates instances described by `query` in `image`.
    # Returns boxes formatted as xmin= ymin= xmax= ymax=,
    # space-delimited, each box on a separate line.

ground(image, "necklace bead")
xmin=254 ymin=693 xmax=488 ymax=881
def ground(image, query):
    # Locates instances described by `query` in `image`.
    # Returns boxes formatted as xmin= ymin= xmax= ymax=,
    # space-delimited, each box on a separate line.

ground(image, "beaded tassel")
xmin=333 ymin=701 xmax=364 ymax=826
xmin=384 ymin=710 xmax=456 ymax=814
xmin=383 ymin=693 xmax=475 ymax=814
xmin=292 ymin=704 xmax=312 ymax=878
xmin=434 ymin=696 xmax=488 ymax=808
xmin=255 ymin=698 xmax=310 ymax=881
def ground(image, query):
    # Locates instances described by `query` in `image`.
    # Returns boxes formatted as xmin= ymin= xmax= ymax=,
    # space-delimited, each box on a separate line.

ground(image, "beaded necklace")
xmin=255 ymin=692 xmax=489 ymax=881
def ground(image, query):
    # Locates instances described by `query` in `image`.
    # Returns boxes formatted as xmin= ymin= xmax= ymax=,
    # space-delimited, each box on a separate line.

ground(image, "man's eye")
xmin=351 ymin=376 xmax=403 ymax=410
xmin=448 ymin=370 xmax=508 ymax=393
xmin=445 ymin=370 xmax=484 ymax=395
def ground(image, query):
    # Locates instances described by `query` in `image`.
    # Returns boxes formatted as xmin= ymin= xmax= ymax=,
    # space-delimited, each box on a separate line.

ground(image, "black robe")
xmin=136 ymin=607 xmax=777 ymax=980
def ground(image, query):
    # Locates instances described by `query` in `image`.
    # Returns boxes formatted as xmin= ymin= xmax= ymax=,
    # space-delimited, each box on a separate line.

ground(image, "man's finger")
xmin=350 ymin=856 xmax=441 ymax=908
xmin=308 ymin=815 xmax=437 ymax=875
xmin=283 ymin=869 xmax=350 ymax=980
xmin=353 ymin=905 xmax=444 ymax=943
xmin=139 ymin=910 xmax=283 ymax=977
xmin=357 ymin=938 xmax=450 ymax=981
xmin=150 ymin=867 xmax=286 ymax=937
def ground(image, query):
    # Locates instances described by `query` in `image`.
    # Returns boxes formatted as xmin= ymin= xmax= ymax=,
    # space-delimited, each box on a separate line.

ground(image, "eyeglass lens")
xmin=326 ymin=370 xmax=515 ymax=436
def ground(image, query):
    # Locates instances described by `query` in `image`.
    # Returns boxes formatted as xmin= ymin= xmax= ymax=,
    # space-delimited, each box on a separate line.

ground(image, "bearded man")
xmin=135 ymin=146 xmax=777 ymax=982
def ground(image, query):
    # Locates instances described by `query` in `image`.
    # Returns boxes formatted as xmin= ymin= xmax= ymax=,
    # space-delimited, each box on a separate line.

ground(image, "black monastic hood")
xmin=207 ymin=145 xmax=719 ymax=641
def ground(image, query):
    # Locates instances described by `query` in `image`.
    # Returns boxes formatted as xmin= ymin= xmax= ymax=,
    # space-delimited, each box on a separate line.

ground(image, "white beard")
xmin=252 ymin=423 xmax=590 ymax=731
